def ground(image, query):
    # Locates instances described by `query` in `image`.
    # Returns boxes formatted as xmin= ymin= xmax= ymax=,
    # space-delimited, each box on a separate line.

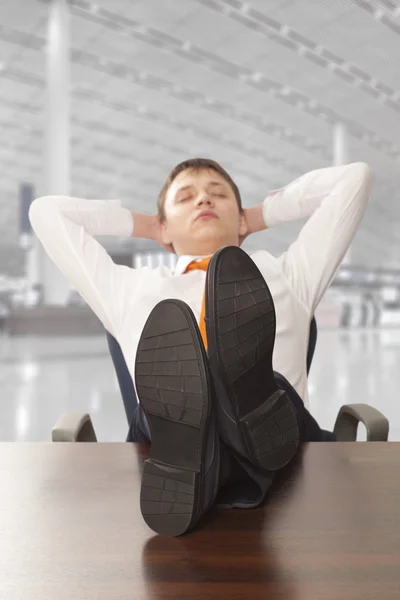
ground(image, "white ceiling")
xmin=1 ymin=0 xmax=400 ymax=268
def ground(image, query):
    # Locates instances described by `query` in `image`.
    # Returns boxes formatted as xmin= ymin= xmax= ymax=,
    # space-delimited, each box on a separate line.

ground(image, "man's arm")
xmin=262 ymin=162 xmax=372 ymax=313
xmin=29 ymin=196 xmax=142 ymax=337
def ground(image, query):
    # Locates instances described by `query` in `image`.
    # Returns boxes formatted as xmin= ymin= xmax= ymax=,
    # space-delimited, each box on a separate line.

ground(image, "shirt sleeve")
xmin=262 ymin=162 xmax=372 ymax=314
xmin=29 ymin=195 xmax=137 ymax=337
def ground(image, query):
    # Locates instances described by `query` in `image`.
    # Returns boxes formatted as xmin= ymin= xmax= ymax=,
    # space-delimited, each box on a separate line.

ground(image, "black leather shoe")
xmin=135 ymin=299 xmax=220 ymax=537
xmin=205 ymin=246 xmax=299 ymax=471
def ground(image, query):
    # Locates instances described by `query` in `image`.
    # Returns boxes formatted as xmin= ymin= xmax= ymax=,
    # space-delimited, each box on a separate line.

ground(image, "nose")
xmin=195 ymin=191 xmax=214 ymax=207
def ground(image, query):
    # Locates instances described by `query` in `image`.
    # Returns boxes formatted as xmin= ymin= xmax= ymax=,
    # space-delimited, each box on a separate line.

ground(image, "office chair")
xmin=52 ymin=317 xmax=389 ymax=443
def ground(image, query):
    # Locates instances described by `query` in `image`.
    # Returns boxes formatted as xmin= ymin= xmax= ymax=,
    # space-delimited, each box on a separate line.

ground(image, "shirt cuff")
xmin=262 ymin=188 xmax=284 ymax=228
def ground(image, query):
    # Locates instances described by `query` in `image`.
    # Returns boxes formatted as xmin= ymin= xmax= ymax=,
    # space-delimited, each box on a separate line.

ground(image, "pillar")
xmin=33 ymin=0 xmax=72 ymax=305
xmin=333 ymin=123 xmax=352 ymax=265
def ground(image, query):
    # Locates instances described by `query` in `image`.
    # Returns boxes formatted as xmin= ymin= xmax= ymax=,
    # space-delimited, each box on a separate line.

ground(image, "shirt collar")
xmin=174 ymin=255 xmax=210 ymax=275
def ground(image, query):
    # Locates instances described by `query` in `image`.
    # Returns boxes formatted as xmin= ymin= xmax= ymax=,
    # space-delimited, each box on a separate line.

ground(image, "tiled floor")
xmin=1 ymin=329 xmax=399 ymax=442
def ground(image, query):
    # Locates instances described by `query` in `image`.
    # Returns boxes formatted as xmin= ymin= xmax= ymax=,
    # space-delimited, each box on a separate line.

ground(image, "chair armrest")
xmin=333 ymin=403 xmax=389 ymax=442
xmin=52 ymin=413 xmax=97 ymax=442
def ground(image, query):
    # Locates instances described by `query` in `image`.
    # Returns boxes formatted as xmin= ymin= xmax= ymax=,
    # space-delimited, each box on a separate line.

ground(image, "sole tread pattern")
xmin=207 ymin=247 xmax=300 ymax=471
xmin=241 ymin=391 xmax=299 ymax=470
xmin=135 ymin=299 xmax=212 ymax=537
xmin=141 ymin=461 xmax=197 ymax=536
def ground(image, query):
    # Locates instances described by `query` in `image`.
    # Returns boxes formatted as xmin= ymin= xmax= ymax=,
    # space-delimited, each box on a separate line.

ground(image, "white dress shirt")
xmin=29 ymin=162 xmax=372 ymax=407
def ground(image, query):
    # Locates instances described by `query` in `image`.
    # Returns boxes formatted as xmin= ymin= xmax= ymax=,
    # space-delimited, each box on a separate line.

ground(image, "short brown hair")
xmin=157 ymin=158 xmax=243 ymax=222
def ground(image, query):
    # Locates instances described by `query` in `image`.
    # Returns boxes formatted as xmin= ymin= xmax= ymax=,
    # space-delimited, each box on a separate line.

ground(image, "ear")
xmin=238 ymin=212 xmax=248 ymax=238
xmin=160 ymin=221 xmax=173 ymax=245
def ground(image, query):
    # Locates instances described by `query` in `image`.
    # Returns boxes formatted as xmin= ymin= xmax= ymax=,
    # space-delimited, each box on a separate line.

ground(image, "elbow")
xmin=29 ymin=197 xmax=45 ymax=230
xmin=29 ymin=196 xmax=57 ymax=233
xmin=29 ymin=195 xmax=51 ymax=215
xmin=350 ymin=162 xmax=372 ymax=189
xmin=345 ymin=162 xmax=372 ymax=209
xmin=29 ymin=197 xmax=44 ymax=228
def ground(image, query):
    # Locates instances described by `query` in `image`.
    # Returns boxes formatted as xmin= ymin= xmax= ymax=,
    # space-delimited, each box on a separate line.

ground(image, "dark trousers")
xmin=127 ymin=372 xmax=336 ymax=443
xmin=128 ymin=372 xmax=335 ymax=509
xmin=273 ymin=372 xmax=336 ymax=442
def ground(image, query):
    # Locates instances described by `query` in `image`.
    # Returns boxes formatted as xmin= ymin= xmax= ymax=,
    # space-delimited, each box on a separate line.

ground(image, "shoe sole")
xmin=206 ymin=246 xmax=299 ymax=471
xmin=135 ymin=299 xmax=212 ymax=537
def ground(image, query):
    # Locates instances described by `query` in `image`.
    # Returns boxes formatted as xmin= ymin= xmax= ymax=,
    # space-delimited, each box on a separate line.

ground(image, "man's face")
xmin=161 ymin=168 xmax=247 ymax=255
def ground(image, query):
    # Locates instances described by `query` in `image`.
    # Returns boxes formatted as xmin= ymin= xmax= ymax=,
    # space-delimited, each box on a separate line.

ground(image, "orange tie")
xmin=184 ymin=257 xmax=211 ymax=349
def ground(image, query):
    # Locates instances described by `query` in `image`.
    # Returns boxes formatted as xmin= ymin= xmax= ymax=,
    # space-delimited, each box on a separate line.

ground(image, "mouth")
xmin=195 ymin=211 xmax=219 ymax=221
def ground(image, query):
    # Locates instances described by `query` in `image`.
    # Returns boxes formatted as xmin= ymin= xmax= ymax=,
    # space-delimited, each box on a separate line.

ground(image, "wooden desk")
xmin=1 ymin=443 xmax=400 ymax=600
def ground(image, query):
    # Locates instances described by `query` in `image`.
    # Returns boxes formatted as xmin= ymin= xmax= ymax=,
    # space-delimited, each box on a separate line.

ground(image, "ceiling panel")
xmin=0 ymin=0 xmax=399 ymax=272
xmin=0 ymin=0 xmax=46 ymax=30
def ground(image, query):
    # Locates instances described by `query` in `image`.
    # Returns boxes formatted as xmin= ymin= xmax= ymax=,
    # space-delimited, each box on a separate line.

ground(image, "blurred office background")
xmin=1 ymin=0 xmax=400 ymax=441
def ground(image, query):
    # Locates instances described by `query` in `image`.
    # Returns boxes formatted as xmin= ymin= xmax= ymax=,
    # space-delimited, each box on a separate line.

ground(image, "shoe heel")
xmin=240 ymin=389 xmax=300 ymax=471
xmin=140 ymin=460 xmax=198 ymax=537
